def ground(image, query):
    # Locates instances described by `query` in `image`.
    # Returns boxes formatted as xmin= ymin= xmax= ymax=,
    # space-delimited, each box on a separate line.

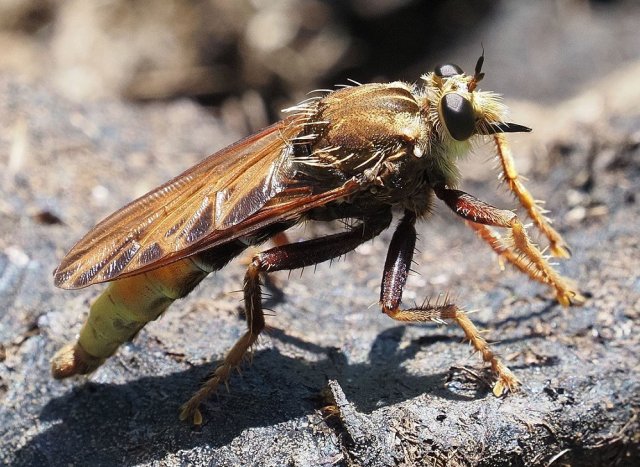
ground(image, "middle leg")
xmin=380 ymin=210 xmax=519 ymax=396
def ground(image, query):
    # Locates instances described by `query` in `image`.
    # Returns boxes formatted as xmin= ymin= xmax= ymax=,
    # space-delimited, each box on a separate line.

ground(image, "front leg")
xmin=434 ymin=185 xmax=584 ymax=306
xmin=379 ymin=210 xmax=519 ymax=396
xmin=493 ymin=133 xmax=570 ymax=258
xmin=180 ymin=210 xmax=392 ymax=424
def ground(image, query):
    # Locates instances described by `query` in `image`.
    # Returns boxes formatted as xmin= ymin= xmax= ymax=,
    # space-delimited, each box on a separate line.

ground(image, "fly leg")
xmin=494 ymin=133 xmax=570 ymax=258
xmin=435 ymin=185 xmax=584 ymax=306
xmin=380 ymin=211 xmax=519 ymax=397
xmin=239 ymin=231 xmax=292 ymax=293
xmin=465 ymin=221 xmax=553 ymax=288
xmin=180 ymin=210 xmax=392 ymax=424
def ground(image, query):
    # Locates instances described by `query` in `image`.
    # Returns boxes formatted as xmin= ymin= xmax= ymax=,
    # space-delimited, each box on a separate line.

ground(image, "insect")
xmin=52 ymin=55 xmax=584 ymax=425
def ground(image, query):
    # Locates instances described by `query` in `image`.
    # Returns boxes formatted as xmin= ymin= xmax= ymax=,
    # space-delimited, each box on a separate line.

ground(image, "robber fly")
xmin=52 ymin=55 xmax=584 ymax=425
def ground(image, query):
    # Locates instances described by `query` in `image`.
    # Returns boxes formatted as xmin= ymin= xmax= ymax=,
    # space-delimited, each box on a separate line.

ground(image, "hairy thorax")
xmin=291 ymin=82 xmax=434 ymax=214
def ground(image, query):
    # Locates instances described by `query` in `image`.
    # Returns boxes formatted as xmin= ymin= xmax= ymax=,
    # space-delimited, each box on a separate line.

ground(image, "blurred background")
xmin=2 ymin=0 xmax=639 ymax=135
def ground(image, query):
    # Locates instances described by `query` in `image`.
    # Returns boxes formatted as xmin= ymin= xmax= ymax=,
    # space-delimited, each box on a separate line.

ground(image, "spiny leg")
xmin=435 ymin=185 xmax=584 ymax=306
xmin=380 ymin=211 xmax=519 ymax=396
xmin=386 ymin=303 xmax=519 ymax=396
xmin=493 ymin=133 xmax=570 ymax=258
xmin=254 ymin=231 xmax=292 ymax=289
xmin=179 ymin=263 xmax=265 ymax=425
xmin=180 ymin=210 xmax=392 ymax=424
xmin=465 ymin=221 xmax=551 ymax=287
xmin=465 ymin=221 xmax=583 ymax=304
xmin=240 ymin=231 xmax=291 ymax=266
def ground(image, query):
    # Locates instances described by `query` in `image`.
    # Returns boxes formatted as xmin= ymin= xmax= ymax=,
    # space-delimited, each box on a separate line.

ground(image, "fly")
xmin=52 ymin=54 xmax=584 ymax=425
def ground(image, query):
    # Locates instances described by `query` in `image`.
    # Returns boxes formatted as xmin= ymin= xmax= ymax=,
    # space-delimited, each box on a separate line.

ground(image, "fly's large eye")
xmin=440 ymin=93 xmax=475 ymax=141
xmin=434 ymin=63 xmax=463 ymax=78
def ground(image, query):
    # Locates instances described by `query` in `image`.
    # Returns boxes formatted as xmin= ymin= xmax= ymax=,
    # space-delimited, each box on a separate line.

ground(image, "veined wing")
xmin=54 ymin=115 xmax=349 ymax=289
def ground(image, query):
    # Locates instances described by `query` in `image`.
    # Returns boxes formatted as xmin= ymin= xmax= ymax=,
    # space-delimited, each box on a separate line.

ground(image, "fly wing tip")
xmin=52 ymin=265 xmax=82 ymax=289
xmin=52 ymin=273 xmax=71 ymax=289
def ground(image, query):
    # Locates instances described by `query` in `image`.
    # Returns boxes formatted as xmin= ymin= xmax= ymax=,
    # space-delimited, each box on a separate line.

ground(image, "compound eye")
xmin=440 ymin=93 xmax=475 ymax=141
xmin=434 ymin=63 xmax=464 ymax=78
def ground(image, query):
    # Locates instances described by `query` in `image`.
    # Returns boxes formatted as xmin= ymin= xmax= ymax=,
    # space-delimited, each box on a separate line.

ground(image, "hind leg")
xmin=180 ymin=212 xmax=392 ymax=424
xmin=179 ymin=258 xmax=266 ymax=425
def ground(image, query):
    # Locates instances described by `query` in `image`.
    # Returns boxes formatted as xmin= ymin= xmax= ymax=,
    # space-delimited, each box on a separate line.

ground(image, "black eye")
xmin=440 ymin=93 xmax=475 ymax=141
xmin=434 ymin=63 xmax=463 ymax=78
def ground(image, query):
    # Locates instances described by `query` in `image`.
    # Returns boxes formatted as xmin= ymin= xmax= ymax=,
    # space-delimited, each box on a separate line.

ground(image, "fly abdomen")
xmin=51 ymin=255 xmax=218 ymax=379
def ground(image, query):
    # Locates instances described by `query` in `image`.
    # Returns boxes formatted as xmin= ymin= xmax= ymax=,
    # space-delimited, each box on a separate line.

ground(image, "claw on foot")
xmin=179 ymin=402 xmax=203 ymax=426
xmin=489 ymin=354 xmax=520 ymax=397
xmin=557 ymin=285 xmax=587 ymax=307
xmin=493 ymin=373 xmax=520 ymax=397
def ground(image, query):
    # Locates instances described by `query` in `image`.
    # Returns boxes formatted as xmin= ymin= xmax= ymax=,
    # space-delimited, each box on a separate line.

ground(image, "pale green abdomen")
xmin=51 ymin=255 xmax=215 ymax=378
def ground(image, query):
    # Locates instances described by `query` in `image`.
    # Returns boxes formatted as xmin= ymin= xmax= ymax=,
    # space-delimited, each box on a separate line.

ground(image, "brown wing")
xmin=54 ymin=115 xmax=362 ymax=289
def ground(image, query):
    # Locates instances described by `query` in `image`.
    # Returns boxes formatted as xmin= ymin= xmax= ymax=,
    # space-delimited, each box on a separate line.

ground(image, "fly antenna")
xmin=469 ymin=44 xmax=485 ymax=92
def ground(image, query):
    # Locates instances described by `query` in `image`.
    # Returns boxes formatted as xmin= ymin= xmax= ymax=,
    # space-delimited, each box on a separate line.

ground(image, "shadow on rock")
xmin=14 ymin=321 xmax=545 ymax=465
